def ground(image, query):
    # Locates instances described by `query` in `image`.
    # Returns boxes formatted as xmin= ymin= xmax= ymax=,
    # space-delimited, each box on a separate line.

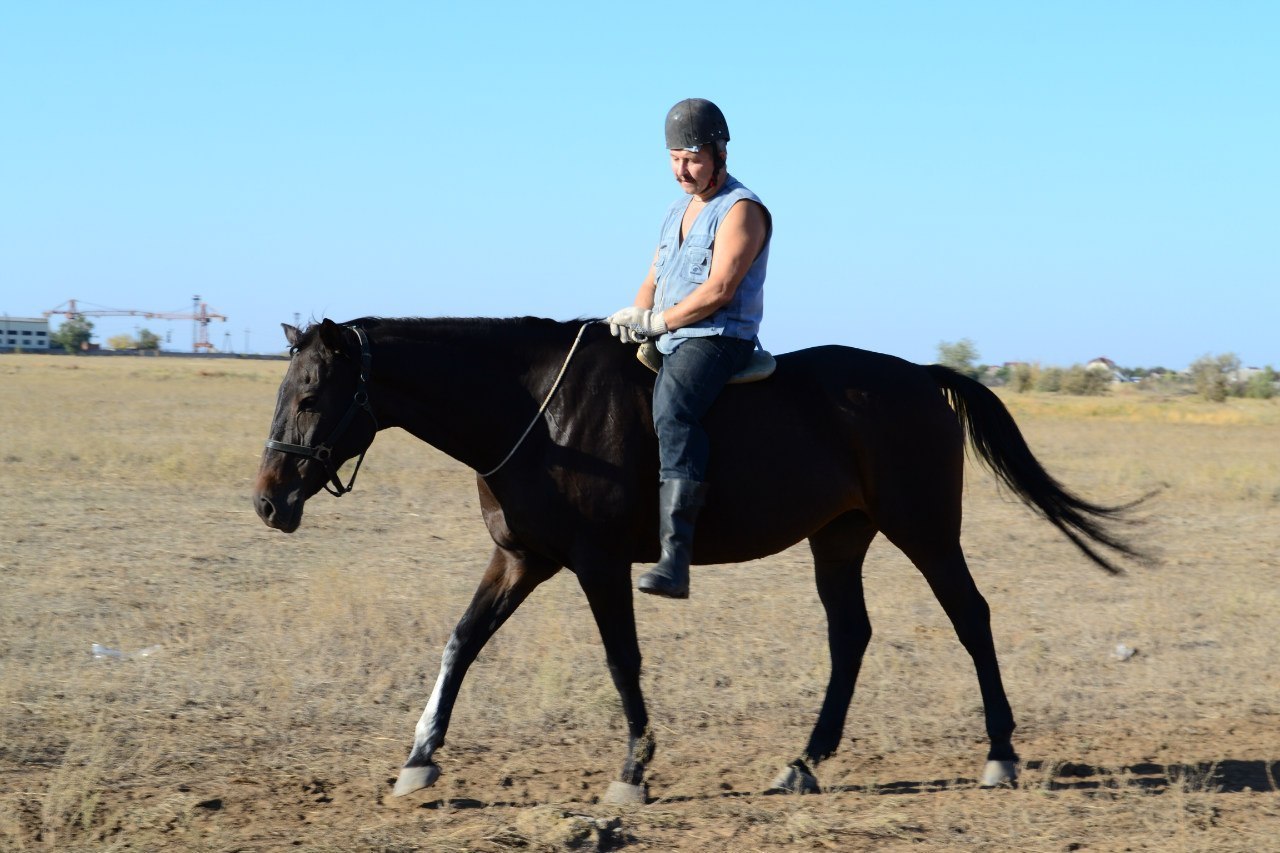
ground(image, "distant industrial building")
xmin=1 ymin=316 xmax=51 ymax=351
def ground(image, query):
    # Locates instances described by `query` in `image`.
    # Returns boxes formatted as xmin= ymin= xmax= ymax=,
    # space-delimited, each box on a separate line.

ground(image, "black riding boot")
xmin=637 ymin=479 xmax=708 ymax=599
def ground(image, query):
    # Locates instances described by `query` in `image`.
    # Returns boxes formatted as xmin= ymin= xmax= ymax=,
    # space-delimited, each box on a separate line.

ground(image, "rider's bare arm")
xmin=660 ymin=200 xmax=767 ymax=331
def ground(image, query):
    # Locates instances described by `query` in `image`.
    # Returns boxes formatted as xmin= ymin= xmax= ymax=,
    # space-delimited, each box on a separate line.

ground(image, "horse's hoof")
xmin=602 ymin=781 xmax=648 ymax=805
xmin=392 ymin=762 xmax=441 ymax=796
xmin=980 ymin=759 xmax=1018 ymax=787
xmin=769 ymin=763 xmax=821 ymax=794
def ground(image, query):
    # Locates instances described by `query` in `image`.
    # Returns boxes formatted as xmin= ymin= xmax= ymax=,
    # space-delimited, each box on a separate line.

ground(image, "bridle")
xmin=264 ymin=325 xmax=378 ymax=497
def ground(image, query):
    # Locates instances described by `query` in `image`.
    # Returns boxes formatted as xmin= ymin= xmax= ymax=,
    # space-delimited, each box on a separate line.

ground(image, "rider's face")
xmin=669 ymin=148 xmax=718 ymax=196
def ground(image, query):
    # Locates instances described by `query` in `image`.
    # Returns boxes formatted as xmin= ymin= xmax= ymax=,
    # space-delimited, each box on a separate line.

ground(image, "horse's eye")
xmin=298 ymin=397 xmax=317 ymax=411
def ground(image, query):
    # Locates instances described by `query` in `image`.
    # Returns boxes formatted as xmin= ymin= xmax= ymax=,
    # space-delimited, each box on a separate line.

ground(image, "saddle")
xmin=636 ymin=341 xmax=776 ymax=384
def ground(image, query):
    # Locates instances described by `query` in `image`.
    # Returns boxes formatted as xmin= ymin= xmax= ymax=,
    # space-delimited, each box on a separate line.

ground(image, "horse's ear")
xmin=317 ymin=318 xmax=347 ymax=355
xmin=282 ymin=323 xmax=301 ymax=347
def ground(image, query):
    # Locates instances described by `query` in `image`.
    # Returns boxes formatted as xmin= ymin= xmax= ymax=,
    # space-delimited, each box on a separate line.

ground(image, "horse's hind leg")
xmin=393 ymin=546 xmax=558 ymax=796
xmin=901 ymin=539 xmax=1019 ymax=786
xmin=576 ymin=564 xmax=653 ymax=804
xmin=773 ymin=511 xmax=877 ymax=794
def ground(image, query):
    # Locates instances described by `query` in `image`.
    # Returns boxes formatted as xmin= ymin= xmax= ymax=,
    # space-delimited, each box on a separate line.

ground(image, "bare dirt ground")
xmin=1 ymin=353 xmax=1277 ymax=852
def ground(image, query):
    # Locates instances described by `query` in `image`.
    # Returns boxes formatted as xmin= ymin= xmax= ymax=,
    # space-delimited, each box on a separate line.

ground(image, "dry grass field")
xmin=1 ymin=352 xmax=1277 ymax=852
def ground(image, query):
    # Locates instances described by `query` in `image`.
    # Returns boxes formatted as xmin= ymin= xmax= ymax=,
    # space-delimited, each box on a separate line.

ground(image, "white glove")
xmin=606 ymin=307 xmax=668 ymax=344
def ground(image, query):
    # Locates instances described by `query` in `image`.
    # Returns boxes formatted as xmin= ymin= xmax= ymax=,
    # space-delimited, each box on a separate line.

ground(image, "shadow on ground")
xmin=406 ymin=757 xmax=1279 ymax=809
xmin=792 ymin=758 xmax=1280 ymax=797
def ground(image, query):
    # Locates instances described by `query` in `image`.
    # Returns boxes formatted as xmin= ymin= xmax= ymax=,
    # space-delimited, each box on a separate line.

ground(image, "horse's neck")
xmin=372 ymin=324 xmax=566 ymax=471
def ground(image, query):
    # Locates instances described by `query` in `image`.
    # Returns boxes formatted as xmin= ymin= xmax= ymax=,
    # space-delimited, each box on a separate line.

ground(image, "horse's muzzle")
xmin=253 ymin=473 xmax=304 ymax=532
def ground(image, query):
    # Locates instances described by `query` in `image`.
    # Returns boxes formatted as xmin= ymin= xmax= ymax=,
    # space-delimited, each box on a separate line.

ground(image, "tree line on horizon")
xmin=43 ymin=317 xmax=158 ymax=352
xmin=936 ymin=338 xmax=1277 ymax=402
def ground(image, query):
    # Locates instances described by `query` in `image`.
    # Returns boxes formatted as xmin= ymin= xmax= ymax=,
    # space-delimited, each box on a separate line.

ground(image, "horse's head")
xmin=253 ymin=319 xmax=378 ymax=532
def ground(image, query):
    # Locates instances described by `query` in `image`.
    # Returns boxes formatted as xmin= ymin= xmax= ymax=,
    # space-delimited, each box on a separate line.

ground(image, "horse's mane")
xmin=349 ymin=315 xmax=590 ymax=334
xmin=297 ymin=316 xmax=603 ymax=350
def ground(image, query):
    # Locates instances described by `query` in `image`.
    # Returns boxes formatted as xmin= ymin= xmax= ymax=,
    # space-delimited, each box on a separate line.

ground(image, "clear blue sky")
xmin=2 ymin=2 xmax=1276 ymax=368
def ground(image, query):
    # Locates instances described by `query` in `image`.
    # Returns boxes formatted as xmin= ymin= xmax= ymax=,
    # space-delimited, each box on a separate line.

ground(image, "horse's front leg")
xmin=575 ymin=563 xmax=653 ymax=805
xmin=392 ymin=546 xmax=558 ymax=796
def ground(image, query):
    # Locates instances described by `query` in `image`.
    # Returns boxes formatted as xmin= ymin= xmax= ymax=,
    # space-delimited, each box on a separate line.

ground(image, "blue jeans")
xmin=652 ymin=335 xmax=755 ymax=482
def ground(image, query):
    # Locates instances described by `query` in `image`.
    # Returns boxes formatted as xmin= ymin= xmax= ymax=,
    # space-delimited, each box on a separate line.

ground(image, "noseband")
xmin=264 ymin=325 xmax=378 ymax=497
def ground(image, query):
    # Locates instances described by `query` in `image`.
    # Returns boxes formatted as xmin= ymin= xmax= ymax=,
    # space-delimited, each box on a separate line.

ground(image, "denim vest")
xmin=652 ymin=176 xmax=770 ymax=354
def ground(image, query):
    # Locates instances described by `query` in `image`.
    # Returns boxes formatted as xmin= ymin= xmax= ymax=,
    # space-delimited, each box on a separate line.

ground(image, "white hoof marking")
xmin=602 ymin=781 xmax=648 ymax=805
xmin=770 ymin=764 xmax=820 ymax=794
xmin=392 ymin=763 xmax=441 ymax=797
xmin=980 ymin=759 xmax=1018 ymax=787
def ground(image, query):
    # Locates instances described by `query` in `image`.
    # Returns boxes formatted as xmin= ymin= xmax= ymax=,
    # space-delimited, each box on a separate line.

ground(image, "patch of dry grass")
xmin=991 ymin=388 xmax=1280 ymax=505
xmin=1 ymin=353 xmax=1277 ymax=851
xmin=997 ymin=384 xmax=1280 ymax=426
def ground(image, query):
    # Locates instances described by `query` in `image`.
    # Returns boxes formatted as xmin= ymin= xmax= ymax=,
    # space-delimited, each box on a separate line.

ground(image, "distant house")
xmin=1085 ymin=356 xmax=1125 ymax=382
xmin=0 ymin=316 xmax=51 ymax=351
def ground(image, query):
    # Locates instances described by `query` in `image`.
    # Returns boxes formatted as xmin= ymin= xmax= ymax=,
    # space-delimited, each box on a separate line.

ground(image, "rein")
xmin=480 ymin=321 xmax=593 ymax=479
xmin=264 ymin=325 xmax=378 ymax=497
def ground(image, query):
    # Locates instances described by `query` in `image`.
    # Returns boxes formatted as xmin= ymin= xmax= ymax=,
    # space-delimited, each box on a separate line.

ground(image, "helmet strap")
xmin=701 ymin=150 xmax=726 ymax=196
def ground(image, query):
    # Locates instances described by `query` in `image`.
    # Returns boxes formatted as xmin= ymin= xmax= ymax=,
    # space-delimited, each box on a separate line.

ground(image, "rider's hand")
xmin=606 ymin=307 xmax=668 ymax=344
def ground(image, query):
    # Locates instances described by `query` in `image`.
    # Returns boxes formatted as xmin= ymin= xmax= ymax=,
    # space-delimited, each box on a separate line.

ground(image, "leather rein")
xmin=264 ymin=325 xmax=378 ymax=497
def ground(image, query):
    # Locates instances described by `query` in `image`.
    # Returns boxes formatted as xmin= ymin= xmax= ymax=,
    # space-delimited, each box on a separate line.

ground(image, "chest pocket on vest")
xmin=682 ymin=233 xmax=713 ymax=283
xmin=653 ymin=241 xmax=671 ymax=272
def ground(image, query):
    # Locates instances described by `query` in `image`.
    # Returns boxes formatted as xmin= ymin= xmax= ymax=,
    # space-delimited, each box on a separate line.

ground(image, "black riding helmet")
xmin=665 ymin=98 xmax=730 ymax=193
xmin=664 ymin=98 xmax=730 ymax=151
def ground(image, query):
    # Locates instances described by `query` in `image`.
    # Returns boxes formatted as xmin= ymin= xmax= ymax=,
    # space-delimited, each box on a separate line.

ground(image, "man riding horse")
xmin=607 ymin=98 xmax=772 ymax=599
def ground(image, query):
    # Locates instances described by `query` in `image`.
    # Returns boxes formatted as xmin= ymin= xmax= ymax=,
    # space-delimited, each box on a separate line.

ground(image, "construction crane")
xmin=44 ymin=295 xmax=229 ymax=353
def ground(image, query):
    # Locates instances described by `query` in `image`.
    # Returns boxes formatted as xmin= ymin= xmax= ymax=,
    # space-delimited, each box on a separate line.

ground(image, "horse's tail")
xmin=925 ymin=364 xmax=1148 ymax=574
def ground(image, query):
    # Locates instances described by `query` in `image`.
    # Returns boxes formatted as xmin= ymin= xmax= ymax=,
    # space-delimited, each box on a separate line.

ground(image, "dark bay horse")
xmin=253 ymin=316 xmax=1142 ymax=802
